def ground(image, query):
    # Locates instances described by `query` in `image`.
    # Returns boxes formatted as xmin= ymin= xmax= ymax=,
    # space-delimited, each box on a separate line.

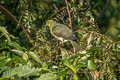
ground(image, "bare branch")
xmin=96 ymin=0 xmax=110 ymax=21
xmin=0 ymin=5 xmax=34 ymax=47
xmin=48 ymin=7 xmax=66 ymax=19
xmin=65 ymin=0 xmax=72 ymax=29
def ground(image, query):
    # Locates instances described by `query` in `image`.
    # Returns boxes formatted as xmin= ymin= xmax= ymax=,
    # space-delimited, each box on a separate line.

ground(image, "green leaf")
xmin=8 ymin=41 xmax=22 ymax=50
xmin=0 ymin=26 xmax=10 ymax=41
xmin=59 ymin=75 xmax=63 ymax=80
xmin=0 ymin=66 xmax=8 ymax=74
xmin=82 ymin=33 xmax=88 ymax=40
xmin=96 ymin=36 xmax=102 ymax=45
xmin=77 ymin=62 xmax=87 ymax=68
xmin=61 ymin=48 xmax=68 ymax=59
xmin=0 ymin=77 xmax=9 ymax=80
xmin=73 ymin=74 xmax=78 ymax=80
xmin=63 ymin=59 xmax=77 ymax=73
xmin=11 ymin=54 xmax=27 ymax=64
xmin=0 ymin=58 xmax=12 ymax=67
xmin=73 ymin=57 xmax=79 ymax=66
xmin=2 ymin=64 xmax=42 ymax=78
xmin=35 ymin=73 xmax=57 ymax=80
xmin=11 ymin=49 xmax=24 ymax=57
xmin=87 ymin=60 xmax=96 ymax=70
xmin=28 ymin=52 xmax=42 ymax=64
xmin=87 ymin=34 xmax=92 ymax=46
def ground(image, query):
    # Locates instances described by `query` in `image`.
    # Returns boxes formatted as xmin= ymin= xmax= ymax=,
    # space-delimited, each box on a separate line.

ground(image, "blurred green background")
xmin=92 ymin=0 xmax=120 ymax=37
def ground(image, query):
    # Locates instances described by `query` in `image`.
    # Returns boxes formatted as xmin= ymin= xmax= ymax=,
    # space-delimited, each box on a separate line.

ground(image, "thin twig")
xmin=53 ymin=4 xmax=58 ymax=10
xmin=65 ymin=0 xmax=72 ymax=29
xmin=96 ymin=0 xmax=110 ymax=21
xmin=0 ymin=5 xmax=34 ymax=47
xmin=79 ymin=71 xmax=90 ymax=80
xmin=48 ymin=7 xmax=66 ymax=19
xmin=29 ymin=0 xmax=33 ymax=9
xmin=83 ymin=71 xmax=90 ymax=80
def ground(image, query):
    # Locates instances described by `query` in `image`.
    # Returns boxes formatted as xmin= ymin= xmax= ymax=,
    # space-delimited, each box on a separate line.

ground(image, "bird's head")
xmin=46 ymin=20 xmax=56 ymax=28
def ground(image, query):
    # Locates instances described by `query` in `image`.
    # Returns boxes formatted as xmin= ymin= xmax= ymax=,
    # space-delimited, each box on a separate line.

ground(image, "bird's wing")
xmin=52 ymin=24 xmax=78 ymax=41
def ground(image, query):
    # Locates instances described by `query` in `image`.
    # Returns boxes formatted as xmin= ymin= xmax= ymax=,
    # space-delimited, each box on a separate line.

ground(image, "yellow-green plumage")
xmin=46 ymin=20 xmax=80 ymax=51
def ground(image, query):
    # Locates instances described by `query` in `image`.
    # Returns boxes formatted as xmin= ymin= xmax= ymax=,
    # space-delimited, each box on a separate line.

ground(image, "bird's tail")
xmin=70 ymin=41 xmax=80 ymax=52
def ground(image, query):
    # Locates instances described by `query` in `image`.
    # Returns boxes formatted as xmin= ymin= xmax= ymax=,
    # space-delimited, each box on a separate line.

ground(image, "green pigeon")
xmin=46 ymin=20 xmax=80 ymax=51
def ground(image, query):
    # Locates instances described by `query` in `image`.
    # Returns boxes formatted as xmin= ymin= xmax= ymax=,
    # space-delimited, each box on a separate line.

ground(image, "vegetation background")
xmin=0 ymin=0 xmax=120 ymax=80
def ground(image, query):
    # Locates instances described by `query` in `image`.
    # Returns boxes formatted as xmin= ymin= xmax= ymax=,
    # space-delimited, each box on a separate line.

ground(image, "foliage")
xmin=0 ymin=0 xmax=120 ymax=80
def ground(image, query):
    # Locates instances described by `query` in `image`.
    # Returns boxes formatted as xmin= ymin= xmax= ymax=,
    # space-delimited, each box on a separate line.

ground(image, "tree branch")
xmin=96 ymin=0 xmax=110 ymax=21
xmin=65 ymin=0 xmax=72 ymax=29
xmin=48 ymin=7 xmax=66 ymax=19
xmin=0 ymin=5 xmax=34 ymax=47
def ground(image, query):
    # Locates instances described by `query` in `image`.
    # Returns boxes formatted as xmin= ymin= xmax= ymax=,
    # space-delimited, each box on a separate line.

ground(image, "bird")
xmin=46 ymin=20 xmax=80 ymax=52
